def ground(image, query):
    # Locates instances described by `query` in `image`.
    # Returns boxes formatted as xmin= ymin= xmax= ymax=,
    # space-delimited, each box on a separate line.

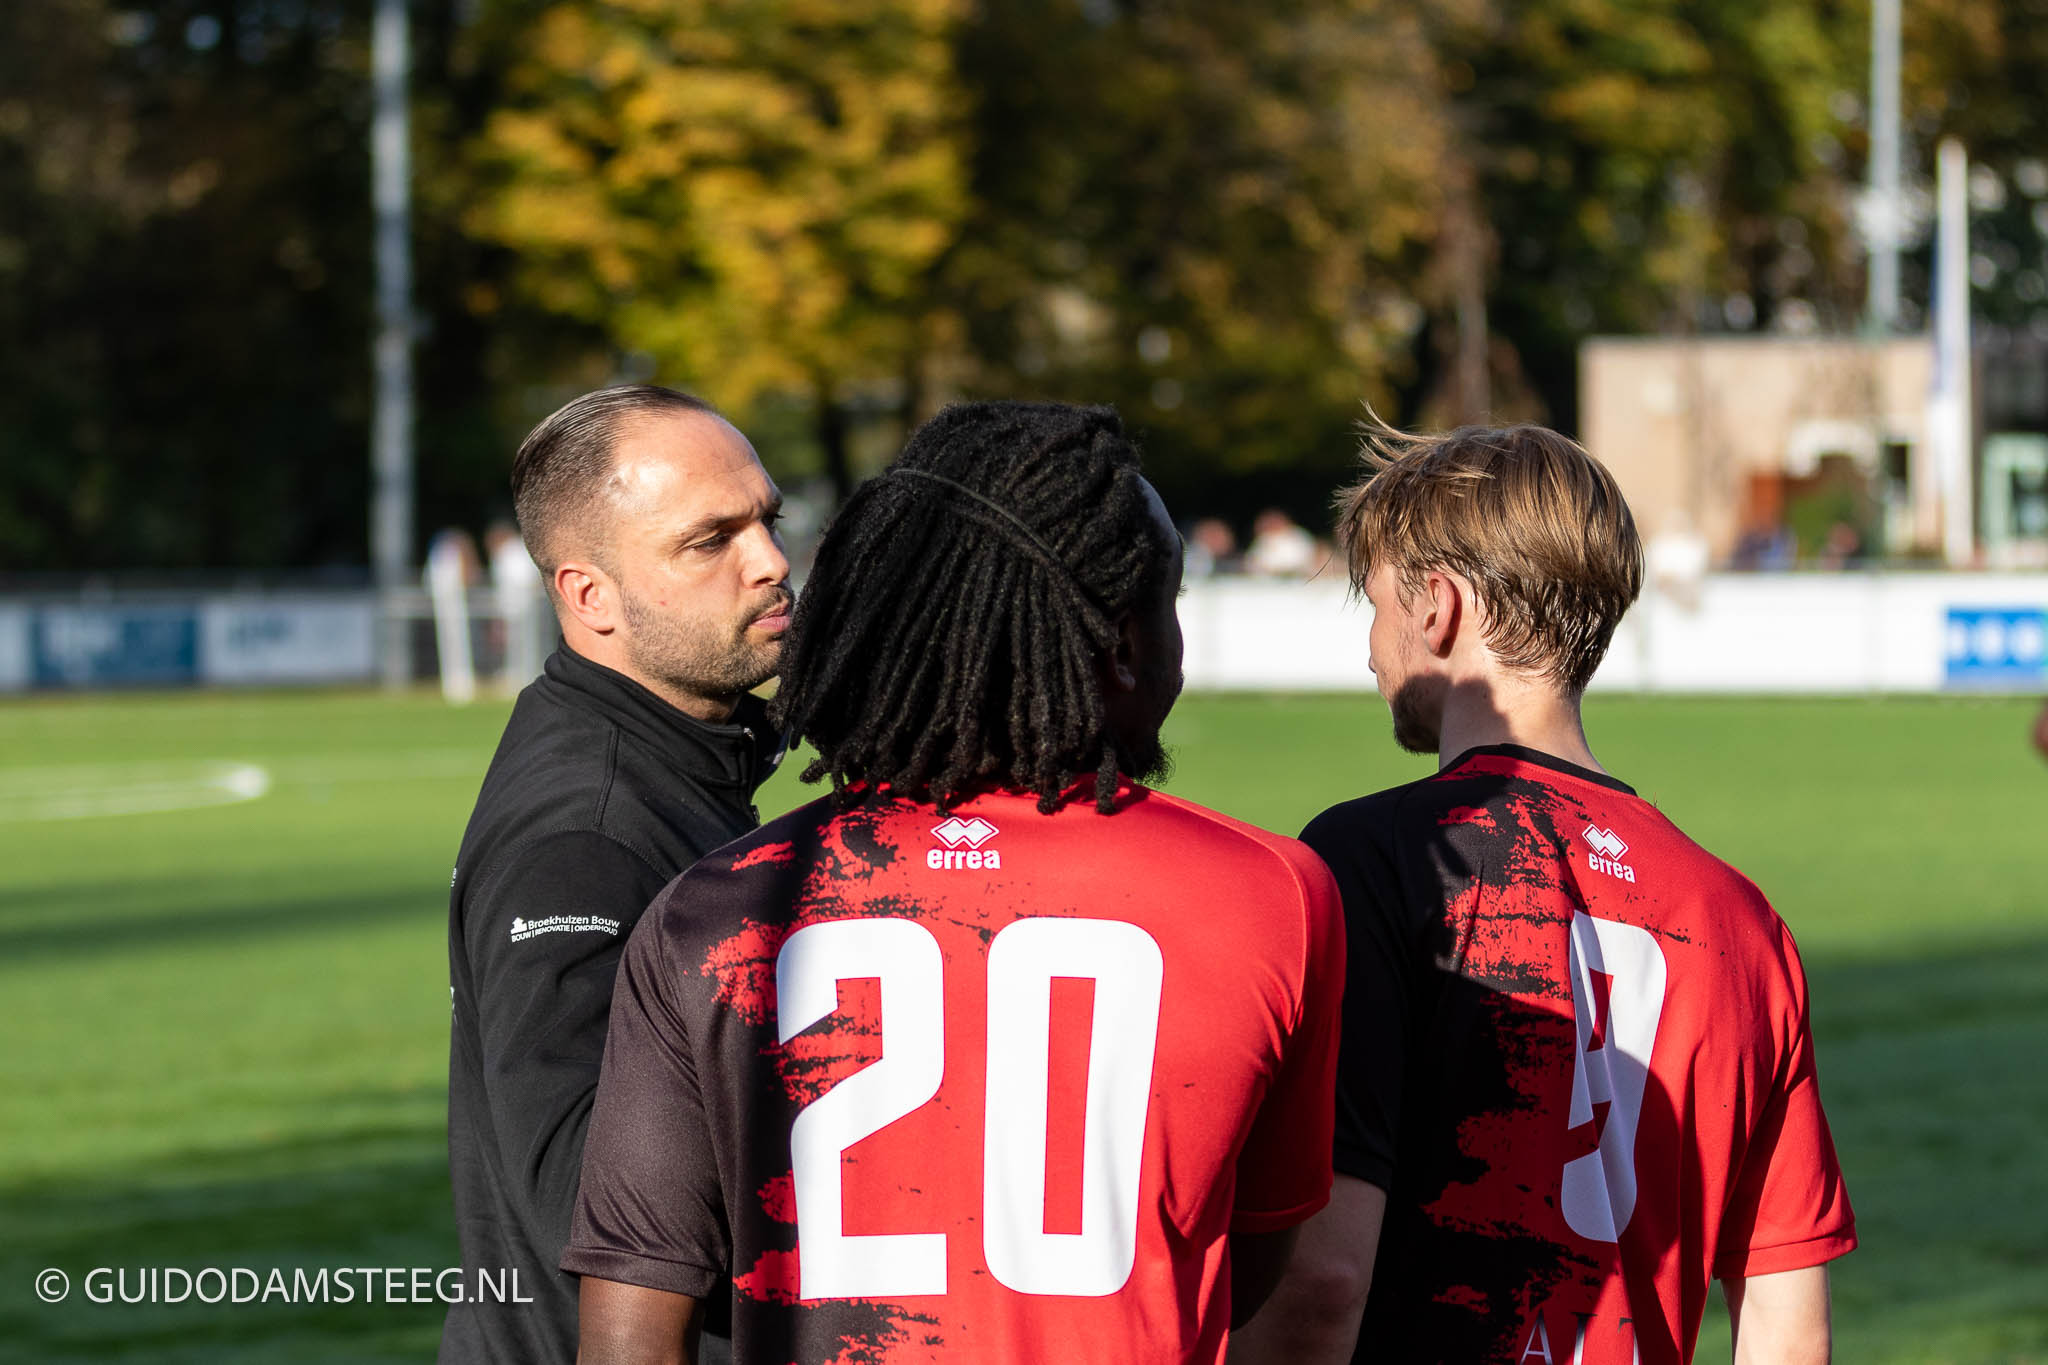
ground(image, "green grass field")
xmin=3 ymin=689 xmax=2044 ymax=1362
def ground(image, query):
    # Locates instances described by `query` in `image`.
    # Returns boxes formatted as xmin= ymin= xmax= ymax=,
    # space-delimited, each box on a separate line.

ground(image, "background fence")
xmin=5 ymin=573 xmax=2044 ymax=695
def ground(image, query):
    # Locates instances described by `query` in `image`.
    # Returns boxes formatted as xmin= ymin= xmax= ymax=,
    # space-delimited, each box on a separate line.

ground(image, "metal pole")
xmin=1865 ymin=0 xmax=1902 ymax=332
xmin=371 ymin=0 xmax=416 ymax=690
xmin=1934 ymin=138 xmax=1974 ymax=565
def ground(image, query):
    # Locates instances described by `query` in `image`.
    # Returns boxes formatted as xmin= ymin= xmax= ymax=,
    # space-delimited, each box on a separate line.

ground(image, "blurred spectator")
xmin=426 ymin=528 xmax=483 ymax=704
xmin=1244 ymin=508 xmax=1318 ymax=578
xmin=430 ymin=526 xmax=484 ymax=584
xmin=2033 ymin=699 xmax=2048 ymax=763
xmin=1647 ymin=522 xmax=1709 ymax=610
xmin=485 ymin=519 xmax=548 ymax=691
xmin=1816 ymin=520 xmax=1865 ymax=570
xmin=1730 ymin=523 xmax=1796 ymax=571
xmin=1184 ymin=517 xmax=1240 ymax=577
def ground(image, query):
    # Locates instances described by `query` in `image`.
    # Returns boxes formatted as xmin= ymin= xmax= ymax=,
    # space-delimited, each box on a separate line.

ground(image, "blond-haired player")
xmin=1232 ymin=422 xmax=1855 ymax=1365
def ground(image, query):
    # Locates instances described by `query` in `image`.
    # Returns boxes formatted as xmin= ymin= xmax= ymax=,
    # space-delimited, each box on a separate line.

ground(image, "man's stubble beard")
xmin=621 ymin=582 xmax=789 ymax=705
xmin=1385 ymin=675 xmax=1443 ymax=756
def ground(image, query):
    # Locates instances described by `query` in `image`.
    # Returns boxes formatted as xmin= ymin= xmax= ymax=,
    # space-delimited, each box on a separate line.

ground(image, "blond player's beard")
xmin=1386 ymin=676 xmax=1442 ymax=755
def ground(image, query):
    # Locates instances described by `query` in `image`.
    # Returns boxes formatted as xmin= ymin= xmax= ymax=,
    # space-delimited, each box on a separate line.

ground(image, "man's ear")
xmin=554 ymin=560 xmax=622 ymax=637
xmin=1104 ymin=611 xmax=1142 ymax=694
xmin=1419 ymin=571 xmax=1463 ymax=658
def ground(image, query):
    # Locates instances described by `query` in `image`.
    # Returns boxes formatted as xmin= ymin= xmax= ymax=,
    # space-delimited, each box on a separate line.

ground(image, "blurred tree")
xmin=1872 ymin=0 xmax=2048 ymax=337
xmin=468 ymin=0 xmax=969 ymax=500
xmin=942 ymin=0 xmax=1869 ymax=515
xmin=1427 ymin=0 xmax=1861 ymax=431
xmin=940 ymin=0 xmax=1456 ymax=522
xmin=12 ymin=0 xmax=2034 ymax=572
xmin=0 ymin=0 xmax=569 ymax=575
xmin=0 ymin=0 xmax=382 ymax=574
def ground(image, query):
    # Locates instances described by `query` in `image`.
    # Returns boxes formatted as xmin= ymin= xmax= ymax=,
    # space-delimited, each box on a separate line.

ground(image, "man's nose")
xmin=745 ymin=523 xmax=790 ymax=587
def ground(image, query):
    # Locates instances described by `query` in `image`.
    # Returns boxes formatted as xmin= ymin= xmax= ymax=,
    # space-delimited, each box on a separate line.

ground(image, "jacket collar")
xmin=544 ymin=644 xmax=783 ymax=797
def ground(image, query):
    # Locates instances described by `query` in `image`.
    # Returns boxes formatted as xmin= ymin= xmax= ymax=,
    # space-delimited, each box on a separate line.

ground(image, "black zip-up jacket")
xmin=439 ymin=645 xmax=780 ymax=1365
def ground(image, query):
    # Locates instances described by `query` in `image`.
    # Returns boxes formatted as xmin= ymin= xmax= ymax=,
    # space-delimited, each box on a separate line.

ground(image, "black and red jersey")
xmin=1302 ymin=745 xmax=1854 ymax=1365
xmin=563 ymin=781 xmax=1345 ymax=1364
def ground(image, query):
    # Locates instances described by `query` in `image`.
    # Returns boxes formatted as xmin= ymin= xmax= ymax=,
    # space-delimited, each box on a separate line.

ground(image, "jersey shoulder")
xmin=1633 ymin=808 xmax=1798 ymax=956
xmin=1458 ymin=755 xmax=1798 ymax=954
xmin=657 ymin=792 xmax=844 ymax=918
xmin=696 ymin=791 xmax=838 ymax=867
xmin=1299 ymin=770 xmax=1450 ymax=865
xmin=1134 ymin=787 xmax=1336 ymax=898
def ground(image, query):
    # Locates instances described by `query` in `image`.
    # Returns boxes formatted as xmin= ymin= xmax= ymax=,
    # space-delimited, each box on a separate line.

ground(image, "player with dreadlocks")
xmin=775 ymin=399 xmax=1175 ymax=815
xmin=561 ymin=400 xmax=1346 ymax=1365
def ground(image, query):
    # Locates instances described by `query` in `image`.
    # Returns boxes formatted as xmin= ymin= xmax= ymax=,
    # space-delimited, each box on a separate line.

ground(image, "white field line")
xmin=260 ymin=749 xmax=488 ymax=785
xmin=0 ymin=748 xmax=487 ymax=823
xmin=0 ymin=762 xmax=271 ymax=823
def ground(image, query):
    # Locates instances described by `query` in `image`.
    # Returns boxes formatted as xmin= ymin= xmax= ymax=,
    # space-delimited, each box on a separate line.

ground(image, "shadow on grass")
xmin=1792 ymin=933 xmax=2048 ymax=1362
xmin=0 ymin=881 xmax=440 ymax=964
xmin=1804 ymin=929 xmax=2048 ymax=1040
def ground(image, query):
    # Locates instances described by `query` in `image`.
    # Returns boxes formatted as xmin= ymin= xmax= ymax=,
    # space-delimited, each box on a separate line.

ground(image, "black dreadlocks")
xmin=770 ymin=401 xmax=1175 ymax=815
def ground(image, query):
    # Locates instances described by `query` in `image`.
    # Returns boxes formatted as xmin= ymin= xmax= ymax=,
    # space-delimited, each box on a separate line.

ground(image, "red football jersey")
xmin=564 ymin=781 xmax=1345 ymax=1364
xmin=1301 ymin=746 xmax=1855 ymax=1365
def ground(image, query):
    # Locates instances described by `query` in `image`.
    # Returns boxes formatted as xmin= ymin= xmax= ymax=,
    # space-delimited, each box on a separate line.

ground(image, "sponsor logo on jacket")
xmin=510 ymin=914 xmax=622 ymax=943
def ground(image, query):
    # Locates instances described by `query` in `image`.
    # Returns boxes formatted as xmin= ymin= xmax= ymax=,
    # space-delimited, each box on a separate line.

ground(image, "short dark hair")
xmin=510 ymin=384 xmax=717 ymax=583
xmin=1337 ymin=417 xmax=1643 ymax=692
xmin=770 ymin=401 xmax=1173 ymax=814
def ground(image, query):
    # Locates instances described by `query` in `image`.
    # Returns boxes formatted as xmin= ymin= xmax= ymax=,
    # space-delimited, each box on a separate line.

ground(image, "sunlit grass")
xmin=2 ymin=689 xmax=2041 ymax=1361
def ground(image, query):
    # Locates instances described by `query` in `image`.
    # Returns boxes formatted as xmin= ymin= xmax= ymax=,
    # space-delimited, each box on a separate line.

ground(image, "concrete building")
xmin=1579 ymin=335 xmax=1941 ymax=566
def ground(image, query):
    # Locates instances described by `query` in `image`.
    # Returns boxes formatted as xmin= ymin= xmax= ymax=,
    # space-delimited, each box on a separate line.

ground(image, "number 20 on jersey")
xmin=775 ymin=916 xmax=1165 ymax=1301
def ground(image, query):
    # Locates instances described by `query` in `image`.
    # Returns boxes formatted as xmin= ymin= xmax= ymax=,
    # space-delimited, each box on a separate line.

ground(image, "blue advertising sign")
xmin=31 ymin=606 xmax=200 ymax=687
xmin=1944 ymin=606 xmax=2048 ymax=688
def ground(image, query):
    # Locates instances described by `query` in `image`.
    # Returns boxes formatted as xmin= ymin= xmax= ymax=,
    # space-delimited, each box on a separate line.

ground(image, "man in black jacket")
xmin=439 ymin=385 xmax=789 ymax=1365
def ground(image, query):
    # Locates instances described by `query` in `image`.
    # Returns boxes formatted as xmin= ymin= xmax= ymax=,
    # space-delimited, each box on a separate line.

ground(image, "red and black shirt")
xmin=1302 ymin=745 xmax=1855 ymax=1365
xmin=564 ymin=782 xmax=1344 ymax=1364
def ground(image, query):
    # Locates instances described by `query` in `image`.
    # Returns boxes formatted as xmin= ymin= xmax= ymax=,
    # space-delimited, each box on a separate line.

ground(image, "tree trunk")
xmin=1443 ymin=156 xmax=1492 ymax=424
xmin=816 ymin=388 xmax=853 ymax=507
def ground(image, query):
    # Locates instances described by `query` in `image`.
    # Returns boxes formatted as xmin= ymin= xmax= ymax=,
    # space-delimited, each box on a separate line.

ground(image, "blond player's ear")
xmin=555 ymin=560 xmax=622 ymax=636
xmin=1419 ymin=571 xmax=1462 ymax=658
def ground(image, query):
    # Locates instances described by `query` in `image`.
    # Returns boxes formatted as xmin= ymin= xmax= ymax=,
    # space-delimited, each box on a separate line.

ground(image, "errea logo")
xmin=933 ymin=816 xmax=997 ymax=848
xmin=1581 ymin=824 xmax=1636 ymax=883
xmin=928 ymin=816 xmax=1002 ymax=871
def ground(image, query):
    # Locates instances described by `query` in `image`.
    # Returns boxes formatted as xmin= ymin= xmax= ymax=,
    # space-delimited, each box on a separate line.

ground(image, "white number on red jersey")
xmin=777 ymin=918 xmax=949 ymax=1298
xmin=774 ymin=916 xmax=1166 ymax=1301
xmin=983 ymin=917 xmax=1163 ymax=1296
xmin=1562 ymin=910 xmax=1668 ymax=1242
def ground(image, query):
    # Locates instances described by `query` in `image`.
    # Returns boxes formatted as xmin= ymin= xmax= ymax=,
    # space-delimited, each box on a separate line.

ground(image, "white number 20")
xmin=775 ymin=916 xmax=1164 ymax=1300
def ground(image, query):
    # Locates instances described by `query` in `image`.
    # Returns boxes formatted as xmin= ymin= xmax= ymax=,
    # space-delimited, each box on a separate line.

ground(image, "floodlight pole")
xmin=371 ymin=0 xmax=416 ymax=690
xmin=1934 ymin=137 xmax=1974 ymax=565
xmin=1865 ymin=0 xmax=1902 ymax=332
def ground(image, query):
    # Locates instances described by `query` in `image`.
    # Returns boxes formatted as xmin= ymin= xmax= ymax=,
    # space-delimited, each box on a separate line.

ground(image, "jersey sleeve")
xmin=1229 ymin=843 xmax=1347 ymax=1233
xmin=560 ymin=882 xmax=729 ymax=1297
xmin=460 ymin=828 xmax=675 ymax=1267
xmin=1711 ymin=934 xmax=1858 ymax=1278
xmin=1300 ymin=801 xmax=1409 ymax=1192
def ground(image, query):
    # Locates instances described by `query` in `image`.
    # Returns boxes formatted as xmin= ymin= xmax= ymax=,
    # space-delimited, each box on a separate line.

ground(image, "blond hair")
xmin=1336 ymin=418 xmax=1643 ymax=692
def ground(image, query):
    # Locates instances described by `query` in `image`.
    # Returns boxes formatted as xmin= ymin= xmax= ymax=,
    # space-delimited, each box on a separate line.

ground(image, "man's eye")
xmin=693 ymin=534 xmax=731 ymax=553
xmin=762 ymin=511 xmax=783 ymax=530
